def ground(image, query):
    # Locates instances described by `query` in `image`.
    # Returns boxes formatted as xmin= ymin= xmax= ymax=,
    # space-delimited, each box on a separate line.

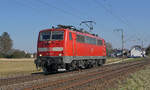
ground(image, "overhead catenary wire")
xmin=97 ymin=0 xmax=138 ymax=34
xmin=92 ymin=0 xmax=130 ymax=27
xmin=100 ymin=0 xmax=131 ymax=26
xmin=14 ymin=0 xmax=89 ymax=21
xmin=13 ymin=0 xmax=39 ymax=11
xmin=92 ymin=0 xmax=141 ymax=49
xmin=101 ymin=0 xmax=113 ymax=8
xmin=36 ymin=0 xmax=87 ymax=21
xmin=61 ymin=0 xmax=94 ymax=21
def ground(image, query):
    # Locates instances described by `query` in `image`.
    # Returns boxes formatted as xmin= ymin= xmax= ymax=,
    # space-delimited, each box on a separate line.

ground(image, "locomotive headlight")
xmin=39 ymin=54 xmax=42 ymax=56
xmin=59 ymin=53 xmax=62 ymax=56
xmin=52 ymin=47 xmax=63 ymax=51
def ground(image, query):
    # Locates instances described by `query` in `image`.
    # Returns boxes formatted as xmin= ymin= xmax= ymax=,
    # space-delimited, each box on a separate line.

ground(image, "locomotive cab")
xmin=35 ymin=29 xmax=66 ymax=73
xmin=38 ymin=30 xmax=64 ymax=57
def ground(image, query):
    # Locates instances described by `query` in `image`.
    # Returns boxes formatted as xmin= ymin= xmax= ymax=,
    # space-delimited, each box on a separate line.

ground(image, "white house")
xmin=130 ymin=45 xmax=145 ymax=58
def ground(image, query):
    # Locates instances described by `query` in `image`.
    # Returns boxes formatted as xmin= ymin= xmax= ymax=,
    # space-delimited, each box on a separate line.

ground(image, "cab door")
xmin=67 ymin=32 xmax=76 ymax=57
xmin=67 ymin=32 xmax=73 ymax=56
xmin=102 ymin=40 xmax=106 ymax=56
xmin=72 ymin=32 xmax=77 ymax=57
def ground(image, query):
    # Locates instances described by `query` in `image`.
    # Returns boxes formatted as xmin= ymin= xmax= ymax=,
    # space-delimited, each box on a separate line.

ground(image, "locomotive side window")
xmin=91 ymin=38 xmax=96 ymax=45
xmin=85 ymin=36 xmax=96 ymax=45
xmin=52 ymin=31 xmax=64 ymax=40
xmin=69 ymin=32 xmax=72 ymax=40
xmin=85 ymin=36 xmax=90 ymax=44
xmin=40 ymin=31 xmax=51 ymax=41
xmin=77 ymin=34 xmax=85 ymax=43
xmin=97 ymin=39 xmax=103 ymax=46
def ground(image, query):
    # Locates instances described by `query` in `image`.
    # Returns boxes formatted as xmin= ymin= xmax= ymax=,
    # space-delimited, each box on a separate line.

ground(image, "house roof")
xmin=131 ymin=45 xmax=142 ymax=50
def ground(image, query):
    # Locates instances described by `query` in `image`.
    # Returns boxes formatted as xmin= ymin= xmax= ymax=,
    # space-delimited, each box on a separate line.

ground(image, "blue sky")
xmin=0 ymin=0 xmax=150 ymax=53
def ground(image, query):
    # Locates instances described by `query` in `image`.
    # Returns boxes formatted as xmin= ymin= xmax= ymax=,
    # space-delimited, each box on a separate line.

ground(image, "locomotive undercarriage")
xmin=66 ymin=59 xmax=106 ymax=71
xmin=35 ymin=57 xmax=65 ymax=74
xmin=35 ymin=56 xmax=106 ymax=74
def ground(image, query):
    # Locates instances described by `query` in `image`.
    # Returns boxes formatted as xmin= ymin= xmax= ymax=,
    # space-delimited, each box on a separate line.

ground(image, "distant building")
xmin=130 ymin=45 xmax=145 ymax=58
xmin=111 ymin=49 xmax=123 ymax=58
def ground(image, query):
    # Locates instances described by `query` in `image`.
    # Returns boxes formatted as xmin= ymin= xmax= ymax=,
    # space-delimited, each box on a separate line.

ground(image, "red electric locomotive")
xmin=35 ymin=25 xmax=106 ymax=73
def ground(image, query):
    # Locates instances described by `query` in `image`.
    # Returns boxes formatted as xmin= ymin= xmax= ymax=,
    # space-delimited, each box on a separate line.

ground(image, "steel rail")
xmin=56 ymin=61 xmax=148 ymax=90
xmin=23 ymin=59 xmax=148 ymax=90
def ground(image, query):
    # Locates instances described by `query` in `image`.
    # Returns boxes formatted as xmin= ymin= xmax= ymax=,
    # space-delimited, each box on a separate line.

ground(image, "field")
xmin=0 ymin=58 xmax=38 ymax=78
xmin=0 ymin=58 xmax=143 ymax=78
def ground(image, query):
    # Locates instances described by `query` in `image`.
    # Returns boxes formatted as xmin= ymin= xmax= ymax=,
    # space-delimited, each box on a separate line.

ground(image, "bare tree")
xmin=0 ymin=36 xmax=2 ymax=52
xmin=106 ymin=42 xmax=113 ymax=56
xmin=146 ymin=45 xmax=150 ymax=56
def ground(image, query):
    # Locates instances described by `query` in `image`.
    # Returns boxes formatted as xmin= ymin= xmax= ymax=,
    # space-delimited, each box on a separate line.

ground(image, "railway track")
xmin=0 ymin=59 xmax=149 ymax=90
xmin=23 ymin=59 xmax=150 ymax=90
xmin=0 ymin=59 xmax=130 ymax=87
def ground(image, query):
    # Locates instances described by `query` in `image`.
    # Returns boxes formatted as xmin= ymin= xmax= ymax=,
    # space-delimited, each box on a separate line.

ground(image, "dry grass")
xmin=0 ymin=58 xmax=35 ymax=61
xmin=106 ymin=62 xmax=150 ymax=90
xmin=106 ymin=58 xmax=131 ymax=64
xmin=0 ymin=58 xmax=38 ymax=78
xmin=106 ymin=57 xmax=144 ymax=64
xmin=106 ymin=58 xmax=122 ymax=63
xmin=115 ymin=65 xmax=150 ymax=90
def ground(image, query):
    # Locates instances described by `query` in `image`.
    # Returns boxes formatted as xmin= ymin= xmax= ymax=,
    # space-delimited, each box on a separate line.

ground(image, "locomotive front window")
xmin=40 ymin=31 xmax=51 ymax=41
xmin=52 ymin=31 xmax=64 ymax=40
xmin=40 ymin=31 xmax=64 ymax=41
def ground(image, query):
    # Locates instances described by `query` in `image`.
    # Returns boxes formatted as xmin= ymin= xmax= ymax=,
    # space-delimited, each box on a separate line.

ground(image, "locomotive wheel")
xmin=72 ymin=61 xmax=78 ymax=70
xmin=102 ymin=59 xmax=106 ymax=64
xmin=87 ymin=62 xmax=93 ymax=68
xmin=66 ymin=61 xmax=77 ymax=71
xmin=98 ymin=60 xmax=103 ymax=66
xmin=51 ymin=64 xmax=58 ymax=72
xmin=42 ymin=67 xmax=49 ymax=75
xmin=66 ymin=63 xmax=75 ymax=71
xmin=68 ymin=61 xmax=79 ymax=70
xmin=42 ymin=64 xmax=58 ymax=74
xmin=92 ymin=60 xmax=98 ymax=67
xmin=84 ymin=60 xmax=89 ymax=69
xmin=66 ymin=64 xmax=71 ymax=71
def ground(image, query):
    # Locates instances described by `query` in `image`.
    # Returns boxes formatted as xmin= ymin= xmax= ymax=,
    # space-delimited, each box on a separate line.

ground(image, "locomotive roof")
xmin=70 ymin=29 xmax=103 ymax=40
xmin=40 ymin=28 xmax=104 ymax=40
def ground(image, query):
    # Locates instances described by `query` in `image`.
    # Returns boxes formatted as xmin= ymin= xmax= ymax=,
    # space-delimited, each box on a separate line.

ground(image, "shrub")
xmin=11 ymin=50 xmax=26 ymax=58
xmin=146 ymin=45 xmax=150 ymax=56
xmin=0 ymin=53 xmax=4 ymax=58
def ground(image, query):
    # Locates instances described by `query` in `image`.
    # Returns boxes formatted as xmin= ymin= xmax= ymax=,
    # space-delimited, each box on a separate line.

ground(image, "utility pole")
xmin=80 ymin=21 xmax=96 ymax=32
xmin=136 ymin=38 xmax=145 ymax=49
xmin=141 ymin=40 xmax=144 ymax=49
xmin=137 ymin=39 xmax=146 ymax=57
xmin=114 ymin=29 xmax=124 ymax=58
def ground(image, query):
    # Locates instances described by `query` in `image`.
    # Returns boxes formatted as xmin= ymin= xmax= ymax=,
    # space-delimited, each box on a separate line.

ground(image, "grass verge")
xmin=109 ymin=63 xmax=150 ymax=90
xmin=106 ymin=57 xmax=144 ymax=64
